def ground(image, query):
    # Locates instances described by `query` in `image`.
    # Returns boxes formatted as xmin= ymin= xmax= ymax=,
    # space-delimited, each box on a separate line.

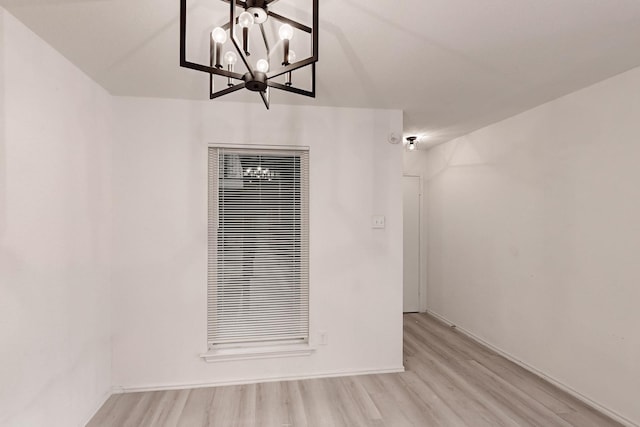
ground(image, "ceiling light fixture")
xmin=179 ymin=0 xmax=319 ymax=109
xmin=407 ymin=136 xmax=418 ymax=151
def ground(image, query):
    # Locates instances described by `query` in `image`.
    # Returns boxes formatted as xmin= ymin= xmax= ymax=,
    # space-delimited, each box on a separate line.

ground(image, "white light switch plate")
xmin=372 ymin=215 xmax=385 ymax=229
xmin=319 ymin=331 xmax=328 ymax=345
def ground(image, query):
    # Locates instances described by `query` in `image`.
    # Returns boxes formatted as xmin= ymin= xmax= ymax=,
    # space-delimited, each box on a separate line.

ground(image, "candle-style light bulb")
xmin=238 ymin=11 xmax=254 ymax=28
xmin=279 ymin=24 xmax=294 ymax=40
xmin=224 ymin=51 xmax=238 ymax=66
xmin=211 ymin=27 xmax=227 ymax=44
xmin=211 ymin=27 xmax=227 ymax=69
xmin=256 ymin=59 xmax=269 ymax=73
xmin=224 ymin=51 xmax=238 ymax=87
xmin=280 ymin=24 xmax=294 ymax=67
xmin=285 ymin=50 xmax=296 ymax=86
xmin=238 ymin=11 xmax=254 ymax=55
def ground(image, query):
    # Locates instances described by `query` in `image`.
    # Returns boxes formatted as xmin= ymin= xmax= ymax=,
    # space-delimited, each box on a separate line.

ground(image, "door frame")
xmin=403 ymin=174 xmax=427 ymax=312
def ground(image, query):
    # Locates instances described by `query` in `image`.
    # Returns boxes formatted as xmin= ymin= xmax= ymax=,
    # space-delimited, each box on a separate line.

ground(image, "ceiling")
xmin=3 ymin=0 xmax=640 ymax=148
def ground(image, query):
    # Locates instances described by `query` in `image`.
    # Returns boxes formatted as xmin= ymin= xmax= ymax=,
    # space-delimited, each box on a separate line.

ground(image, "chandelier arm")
xmin=267 ymin=12 xmax=312 ymax=34
xmin=181 ymin=60 xmax=243 ymax=79
xmin=231 ymin=36 xmax=255 ymax=77
xmin=179 ymin=0 xmax=187 ymax=67
xmin=311 ymin=62 xmax=316 ymax=96
xmin=211 ymin=82 xmax=247 ymax=99
xmin=266 ymin=57 xmax=315 ymax=79
xmin=209 ymin=67 xmax=245 ymax=80
xmin=259 ymin=23 xmax=271 ymax=56
xmin=259 ymin=89 xmax=270 ymax=109
xmin=229 ymin=0 xmax=254 ymax=78
xmin=267 ymin=81 xmax=314 ymax=98
xmin=313 ymin=0 xmax=318 ymax=58
xmin=219 ymin=0 xmax=247 ymax=8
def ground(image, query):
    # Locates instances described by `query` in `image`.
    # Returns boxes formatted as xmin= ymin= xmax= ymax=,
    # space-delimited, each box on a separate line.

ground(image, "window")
xmin=207 ymin=147 xmax=309 ymax=350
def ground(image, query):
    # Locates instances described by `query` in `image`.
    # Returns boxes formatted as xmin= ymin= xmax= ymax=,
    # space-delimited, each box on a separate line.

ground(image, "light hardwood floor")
xmin=88 ymin=313 xmax=623 ymax=426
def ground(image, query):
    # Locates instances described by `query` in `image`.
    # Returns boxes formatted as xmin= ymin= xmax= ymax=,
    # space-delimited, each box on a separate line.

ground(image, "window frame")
xmin=201 ymin=144 xmax=314 ymax=362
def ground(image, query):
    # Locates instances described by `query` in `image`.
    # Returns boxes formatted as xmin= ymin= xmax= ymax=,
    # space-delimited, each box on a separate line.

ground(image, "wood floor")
xmin=88 ymin=313 xmax=622 ymax=426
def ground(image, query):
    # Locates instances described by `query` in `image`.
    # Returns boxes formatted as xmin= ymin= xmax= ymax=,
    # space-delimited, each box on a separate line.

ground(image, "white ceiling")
xmin=3 ymin=0 xmax=640 ymax=147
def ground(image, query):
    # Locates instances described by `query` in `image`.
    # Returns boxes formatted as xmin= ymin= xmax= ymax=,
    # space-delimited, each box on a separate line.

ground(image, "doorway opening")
xmin=403 ymin=175 xmax=422 ymax=313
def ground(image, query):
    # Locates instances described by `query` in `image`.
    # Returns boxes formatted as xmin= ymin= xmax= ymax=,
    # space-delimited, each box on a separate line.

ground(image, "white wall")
xmin=425 ymin=66 xmax=640 ymax=426
xmin=0 ymin=9 xmax=112 ymax=427
xmin=111 ymin=98 xmax=404 ymax=390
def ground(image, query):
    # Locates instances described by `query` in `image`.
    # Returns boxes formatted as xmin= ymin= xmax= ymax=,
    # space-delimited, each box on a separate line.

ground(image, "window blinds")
xmin=208 ymin=147 xmax=309 ymax=347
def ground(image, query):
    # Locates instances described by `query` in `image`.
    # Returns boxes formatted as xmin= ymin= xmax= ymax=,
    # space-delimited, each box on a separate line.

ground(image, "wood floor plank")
xmin=358 ymin=375 xmax=414 ymax=427
xmin=297 ymin=378 xmax=340 ymax=427
xmin=378 ymin=372 xmax=447 ymax=426
xmin=135 ymin=391 xmax=165 ymax=427
xmin=206 ymin=384 xmax=250 ymax=427
xmin=236 ymin=384 xmax=258 ymax=427
xmin=404 ymin=319 xmax=573 ymax=427
xmin=407 ymin=314 xmax=578 ymax=416
xmin=396 ymin=371 xmax=467 ymax=426
xmin=404 ymin=354 xmax=516 ymax=427
xmin=86 ymin=394 xmax=123 ymax=426
xmin=337 ymin=376 xmax=383 ymax=423
xmin=122 ymin=391 xmax=158 ymax=427
xmin=88 ymin=313 xmax=624 ymax=427
xmin=101 ymin=392 xmax=146 ymax=426
xmin=138 ymin=389 xmax=190 ymax=427
xmin=409 ymin=314 xmax=624 ymax=427
xmin=177 ymin=387 xmax=215 ymax=427
xmin=255 ymin=381 xmax=283 ymax=427
xmin=281 ymin=380 xmax=309 ymax=427
xmin=557 ymin=406 xmax=625 ymax=427
xmin=404 ymin=332 xmax=519 ymax=426
xmin=322 ymin=377 xmax=362 ymax=427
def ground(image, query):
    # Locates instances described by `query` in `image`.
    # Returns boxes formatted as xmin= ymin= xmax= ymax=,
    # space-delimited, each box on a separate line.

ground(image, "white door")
xmin=403 ymin=176 xmax=421 ymax=313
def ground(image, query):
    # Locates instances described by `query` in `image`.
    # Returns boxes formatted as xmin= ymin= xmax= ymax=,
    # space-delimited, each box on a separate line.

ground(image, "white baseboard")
xmin=113 ymin=366 xmax=405 ymax=394
xmin=81 ymin=389 xmax=113 ymax=427
xmin=426 ymin=310 xmax=638 ymax=427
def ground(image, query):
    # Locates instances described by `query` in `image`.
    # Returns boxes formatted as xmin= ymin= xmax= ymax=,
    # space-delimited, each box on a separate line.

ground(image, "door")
xmin=403 ymin=176 xmax=421 ymax=313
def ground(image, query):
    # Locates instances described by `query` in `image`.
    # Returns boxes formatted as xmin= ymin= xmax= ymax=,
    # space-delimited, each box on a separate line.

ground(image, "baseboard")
xmin=81 ymin=389 xmax=112 ymax=427
xmin=113 ymin=366 xmax=405 ymax=394
xmin=426 ymin=310 xmax=638 ymax=427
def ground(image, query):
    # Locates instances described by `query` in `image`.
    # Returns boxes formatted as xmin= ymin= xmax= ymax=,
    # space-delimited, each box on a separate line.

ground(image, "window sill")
xmin=200 ymin=344 xmax=316 ymax=363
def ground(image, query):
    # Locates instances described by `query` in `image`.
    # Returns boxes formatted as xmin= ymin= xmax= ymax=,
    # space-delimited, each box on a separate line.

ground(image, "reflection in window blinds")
xmin=208 ymin=148 xmax=309 ymax=347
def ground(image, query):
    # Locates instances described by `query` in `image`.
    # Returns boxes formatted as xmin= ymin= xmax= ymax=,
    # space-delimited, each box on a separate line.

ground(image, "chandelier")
xmin=244 ymin=166 xmax=278 ymax=181
xmin=179 ymin=0 xmax=319 ymax=109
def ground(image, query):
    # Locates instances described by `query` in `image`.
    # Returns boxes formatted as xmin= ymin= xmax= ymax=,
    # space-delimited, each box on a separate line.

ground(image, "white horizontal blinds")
xmin=208 ymin=147 xmax=309 ymax=347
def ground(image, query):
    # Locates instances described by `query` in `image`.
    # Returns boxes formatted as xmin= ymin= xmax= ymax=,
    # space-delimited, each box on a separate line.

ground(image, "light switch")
xmin=319 ymin=331 xmax=328 ymax=346
xmin=372 ymin=215 xmax=386 ymax=229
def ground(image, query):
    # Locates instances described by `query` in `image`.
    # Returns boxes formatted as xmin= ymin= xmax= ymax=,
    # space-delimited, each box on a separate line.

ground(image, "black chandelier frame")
xmin=180 ymin=0 xmax=319 ymax=109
